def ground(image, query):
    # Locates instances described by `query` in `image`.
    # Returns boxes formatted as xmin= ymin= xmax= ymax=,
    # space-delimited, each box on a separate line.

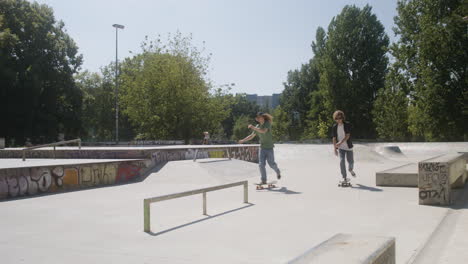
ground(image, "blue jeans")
xmin=339 ymin=149 xmax=354 ymax=179
xmin=259 ymin=148 xmax=281 ymax=183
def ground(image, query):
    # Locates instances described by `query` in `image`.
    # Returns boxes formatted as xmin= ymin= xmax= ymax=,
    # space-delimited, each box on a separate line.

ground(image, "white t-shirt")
xmin=337 ymin=124 xmax=352 ymax=151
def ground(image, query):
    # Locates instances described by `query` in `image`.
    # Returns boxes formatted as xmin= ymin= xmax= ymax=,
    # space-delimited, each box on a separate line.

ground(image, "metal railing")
xmin=143 ymin=180 xmax=248 ymax=232
xmin=22 ymin=138 xmax=81 ymax=161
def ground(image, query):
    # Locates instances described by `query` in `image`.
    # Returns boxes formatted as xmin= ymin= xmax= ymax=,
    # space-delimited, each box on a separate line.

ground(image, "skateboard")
xmin=338 ymin=179 xmax=351 ymax=187
xmin=254 ymin=181 xmax=278 ymax=190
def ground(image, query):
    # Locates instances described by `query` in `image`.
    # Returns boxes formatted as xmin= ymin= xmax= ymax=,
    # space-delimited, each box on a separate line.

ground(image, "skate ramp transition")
xmin=374 ymin=142 xmax=468 ymax=188
xmin=288 ymin=233 xmax=395 ymax=264
xmin=0 ymin=144 xmax=259 ymax=201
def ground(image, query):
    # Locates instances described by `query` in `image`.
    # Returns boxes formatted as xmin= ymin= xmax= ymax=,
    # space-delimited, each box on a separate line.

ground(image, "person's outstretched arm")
xmin=239 ymin=132 xmax=256 ymax=144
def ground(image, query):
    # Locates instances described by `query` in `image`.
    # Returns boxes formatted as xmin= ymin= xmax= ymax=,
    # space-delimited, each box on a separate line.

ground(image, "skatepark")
xmin=0 ymin=142 xmax=467 ymax=263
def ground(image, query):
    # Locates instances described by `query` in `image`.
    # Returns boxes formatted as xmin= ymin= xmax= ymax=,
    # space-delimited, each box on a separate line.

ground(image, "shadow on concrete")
xmin=352 ymin=184 xmax=383 ymax=192
xmin=450 ymin=182 xmax=468 ymax=210
xmin=260 ymin=186 xmax=302 ymax=195
xmin=147 ymin=203 xmax=255 ymax=236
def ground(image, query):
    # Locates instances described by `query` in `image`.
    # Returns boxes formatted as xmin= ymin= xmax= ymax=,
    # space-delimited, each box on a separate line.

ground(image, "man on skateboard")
xmin=239 ymin=112 xmax=281 ymax=187
xmin=332 ymin=110 xmax=356 ymax=187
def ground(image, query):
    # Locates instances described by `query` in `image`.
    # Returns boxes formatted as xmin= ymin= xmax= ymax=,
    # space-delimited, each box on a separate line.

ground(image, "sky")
xmin=33 ymin=0 xmax=399 ymax=95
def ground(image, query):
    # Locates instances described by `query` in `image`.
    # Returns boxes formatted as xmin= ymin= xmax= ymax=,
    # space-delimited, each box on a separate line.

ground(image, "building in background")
xmin=246 ymin=93 xmax=281 ymax=109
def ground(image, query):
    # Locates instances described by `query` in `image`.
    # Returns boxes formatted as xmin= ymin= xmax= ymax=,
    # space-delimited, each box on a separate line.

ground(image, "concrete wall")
xmin=0 ymin=160 xmax=151 ymax=200
xmin=0 ymin=145 xmax=260 ymax=163
xmin=418 ymin=154 xmax=466 ymax=206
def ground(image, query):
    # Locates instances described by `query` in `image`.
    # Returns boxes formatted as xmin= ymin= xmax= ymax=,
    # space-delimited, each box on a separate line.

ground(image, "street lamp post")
xmin=112 ymin=23 xmax=124 ymax=144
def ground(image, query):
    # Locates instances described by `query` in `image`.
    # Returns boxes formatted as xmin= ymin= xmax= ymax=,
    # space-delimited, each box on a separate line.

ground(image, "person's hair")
xmin=333 ymin=110 xmax=345 ymax=121
xmin=257 ymin=112 xmax=273 ymax=123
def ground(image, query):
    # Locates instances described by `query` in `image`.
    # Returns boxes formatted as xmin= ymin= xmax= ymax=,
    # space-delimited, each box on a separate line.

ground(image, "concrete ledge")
xmin=288 ymin=233 xmax=395 ymax=264
xmin=0 ymin=144 xmax=260 ymax=164
xmin=419 ymin=153 xmax=467 ymax=205
xmin=376 ymin=163 xmax=418 ymax=187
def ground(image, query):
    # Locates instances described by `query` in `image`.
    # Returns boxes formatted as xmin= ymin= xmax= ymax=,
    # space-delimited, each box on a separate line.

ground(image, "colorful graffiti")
xmin=0 ymin=161 xmax=148 ymax=200
xmin=151 ymin=146 xmax=259 ymax=164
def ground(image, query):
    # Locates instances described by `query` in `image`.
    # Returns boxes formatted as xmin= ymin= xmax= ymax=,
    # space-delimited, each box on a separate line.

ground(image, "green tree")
xmin=221 ymin=93 xmax=259 ymax=139
xmin=392 ymin=0 xmax=467 ymax=141
xmin=318 ymin=5 xmax=389 ymax=139
xmin=232 ymin=115 xmax=254 ymax=141
xmin=302 ymin=27 xmax=329 ymax=139
xmin=120 ymin=32 xmax=228 ymax=143
xmin=372 ymin=65 xmax=410 ymax=141
xmin=281 ymin=59 xmax=320 ymax=140
xmin=0 ymin=0 xmax=83 ymax=145
xmin=272 ymin=106 xmax=290 ymax=141
xmin=76 ymin=66 xmax=136 ymax=141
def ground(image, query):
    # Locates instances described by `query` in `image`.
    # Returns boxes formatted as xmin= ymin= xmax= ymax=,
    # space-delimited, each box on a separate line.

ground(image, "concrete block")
xmin=376 ymin=163 xmax=418 ymax=187
xmin=0 ymin=138 xmax=4 ymax=149
xmin=418 ymin=153 xmax=466 ymax=206
xmin=288 ymin=233 xmax=395 ymax=264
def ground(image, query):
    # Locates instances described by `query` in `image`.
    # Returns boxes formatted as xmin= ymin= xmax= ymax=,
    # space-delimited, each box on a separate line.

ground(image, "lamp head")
xmin=112 ymin=24 xmax=125 ymax=29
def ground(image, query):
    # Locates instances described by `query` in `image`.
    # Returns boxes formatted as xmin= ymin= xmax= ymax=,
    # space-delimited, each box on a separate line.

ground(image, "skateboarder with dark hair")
xmin=239 ymin=112 xmax=281 ymax=185
xmin=332 ymin=110 xmax=355 ymax=186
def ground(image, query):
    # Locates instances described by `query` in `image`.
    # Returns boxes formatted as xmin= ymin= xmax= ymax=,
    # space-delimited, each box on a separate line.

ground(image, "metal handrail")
xmin=143 ymin=180 xmax=248 ymax=232
xmin=22 ymin=138 xmax=81 ymax=161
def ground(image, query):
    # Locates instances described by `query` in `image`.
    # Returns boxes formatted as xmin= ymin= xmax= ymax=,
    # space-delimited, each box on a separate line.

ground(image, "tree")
xmin=318 ymin=5 xmax=389 ymax=139
xmin=120 ymin=32 xmax=229 ymax=143
xmin=0 ymin=0 xmax=83 ymax=145
xmin=231 ymin=115 xmax=255 ymax=141
xmin=220 ymin=93 xmax=259 ymax=139
xmin=281 ymin=59 xmax=320 ymax=140
xmin=76 ymin=66 xmax=136 ymax=141
xmin=392 ymin=0 xmax=467 ymax=141
xmin=272 ymin=106 xmax=290 ymax=141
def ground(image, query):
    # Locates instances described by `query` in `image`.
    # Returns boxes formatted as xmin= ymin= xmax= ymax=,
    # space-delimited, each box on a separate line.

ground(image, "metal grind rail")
xmin=22 ymin=138 xmax=81 ymax=161
xmin=143 ymin=180 xmax=248 ymax=232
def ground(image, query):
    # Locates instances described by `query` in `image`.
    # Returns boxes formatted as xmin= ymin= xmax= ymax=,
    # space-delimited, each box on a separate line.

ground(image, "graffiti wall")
xmin=418 ymin=162 xmax=450 ymax=205
xmin=151 ymin=146 xmax=259 ymax=164
xmin=0 ymin=160 xmax=149 ymax=200
xmin=0 ymin=145 xmax=261 ymax=161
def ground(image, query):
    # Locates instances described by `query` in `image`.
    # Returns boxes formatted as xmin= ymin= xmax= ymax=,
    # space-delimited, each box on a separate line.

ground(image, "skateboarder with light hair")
xmin=332 ymin=110 xmax=356 ymax=185
xmin=239 ymin=112 xmax=281 ymax=185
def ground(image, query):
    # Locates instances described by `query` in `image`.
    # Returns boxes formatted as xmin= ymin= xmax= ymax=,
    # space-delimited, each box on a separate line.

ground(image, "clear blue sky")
xmin=34 ymin=0 xmax=398 ymax=95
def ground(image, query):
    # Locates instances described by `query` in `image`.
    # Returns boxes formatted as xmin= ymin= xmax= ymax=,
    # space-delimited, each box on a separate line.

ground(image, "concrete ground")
xmin=0 ymin=143 xmax=467 ymax=263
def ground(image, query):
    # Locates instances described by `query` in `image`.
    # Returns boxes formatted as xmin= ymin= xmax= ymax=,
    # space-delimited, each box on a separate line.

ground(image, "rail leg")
xmin=144 ymin=200 xmax=151 ymax=232
xmin=203 ymin=192 xmax=207 ymax=215
xmin=244 ymin=182 xmax=248 ymax=203
xmin=193 ymin=149 xmax=199 ymax=162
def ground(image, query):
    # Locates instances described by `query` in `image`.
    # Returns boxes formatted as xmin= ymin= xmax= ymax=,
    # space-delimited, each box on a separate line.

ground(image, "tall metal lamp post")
xmin=112 ymin=23 xmax=124 ymax=144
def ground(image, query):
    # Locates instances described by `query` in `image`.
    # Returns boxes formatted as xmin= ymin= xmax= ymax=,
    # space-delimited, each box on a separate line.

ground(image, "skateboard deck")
xmin=254 ymin=181 xmax=278 ymax=190
xmin=338 ymin=179 xmax=351 ymax=187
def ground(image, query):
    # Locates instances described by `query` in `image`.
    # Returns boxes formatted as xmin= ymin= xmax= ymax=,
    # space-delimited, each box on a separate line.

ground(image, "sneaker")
xmin=349 ymin=170 xmax=356 ymax=177
xmin=277 ymin=173 xmax=281 ymax=180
